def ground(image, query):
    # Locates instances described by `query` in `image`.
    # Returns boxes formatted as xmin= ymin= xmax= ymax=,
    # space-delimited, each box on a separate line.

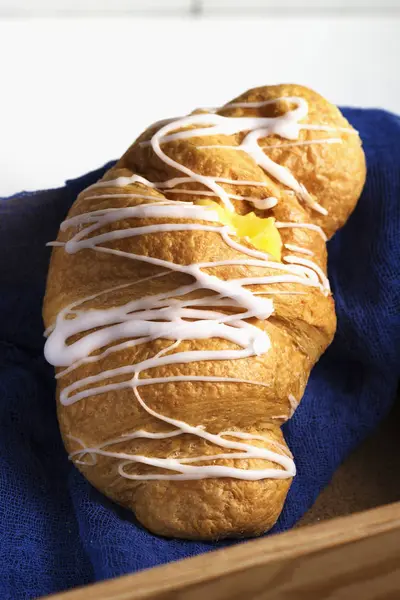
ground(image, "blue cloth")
xmin=1 ymin=108 xmax=399 ymax=599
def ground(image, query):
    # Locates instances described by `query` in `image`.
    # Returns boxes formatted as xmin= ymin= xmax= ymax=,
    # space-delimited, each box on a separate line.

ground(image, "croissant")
xmin=43 ymin=84 xmax=366 ymax=540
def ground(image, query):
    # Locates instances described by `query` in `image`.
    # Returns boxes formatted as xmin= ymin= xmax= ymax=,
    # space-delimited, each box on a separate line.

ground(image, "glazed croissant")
xmin=43 ymin=84 xmax=366 ymax=539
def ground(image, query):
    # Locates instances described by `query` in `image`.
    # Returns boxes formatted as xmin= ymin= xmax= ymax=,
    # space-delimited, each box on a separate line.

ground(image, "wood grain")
xmin=47 ymin=501 xmax=400 ymax=600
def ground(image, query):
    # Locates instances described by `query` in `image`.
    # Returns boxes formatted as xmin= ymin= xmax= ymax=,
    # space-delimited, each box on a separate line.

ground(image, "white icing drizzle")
xmin=163 ymin=177 xmax=279 ymax=188
xmin=252 ymin=290 xmax=307 ymax=296
xmin=288 ymin=394 xmax=299 ymax=417
xmin=45 ymin=94 xmax=341 ymax=482
xmin=193 ymin=137 xmax=341 ymax=215
xmin=68 ymin=361 xmax=295 ymax=480
xmin=160 ymin=188 xmax=279 ymax=210
xmin=147 ymin=97 xmax=328 ymax=214
xmin=261 ymin=138 xmax=342 ymax=149
xmin=84 ymin=175 xmax=279 ymax=212
xmin=300 ymin=124 xmax=357 ymax=134
xmin=84 ymin=173 xmax=156 ymax=192
xmin=198 ymin=138 xmax=341 ymax=151
xmin=284 ymin=243 xmax=314 ymax=256
xmin=283 ymin=255 xmax=330 ymax=293
xmin=275 ymin=221 xmax=328 ymax=241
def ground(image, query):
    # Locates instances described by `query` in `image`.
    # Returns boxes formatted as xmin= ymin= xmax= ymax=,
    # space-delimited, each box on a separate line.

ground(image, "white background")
xmin=1 ymin=4 xmax=399 ymax=195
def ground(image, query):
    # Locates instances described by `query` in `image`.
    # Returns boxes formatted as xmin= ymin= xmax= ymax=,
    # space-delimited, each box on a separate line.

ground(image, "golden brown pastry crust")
xmin=43 ymin=84 xmax=366 ymax=539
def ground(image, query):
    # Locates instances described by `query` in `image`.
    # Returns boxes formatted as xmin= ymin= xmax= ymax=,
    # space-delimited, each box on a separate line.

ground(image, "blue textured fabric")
xmin=1 ymin=108 xmax=399 ymax=600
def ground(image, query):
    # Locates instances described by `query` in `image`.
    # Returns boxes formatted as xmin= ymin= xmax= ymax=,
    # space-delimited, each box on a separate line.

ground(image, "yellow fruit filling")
xmin=199 ymin=200 xmax=282 ymax=261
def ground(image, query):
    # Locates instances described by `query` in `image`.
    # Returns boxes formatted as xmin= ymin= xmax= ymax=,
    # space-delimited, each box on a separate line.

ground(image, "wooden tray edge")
xmin=47 ymin=501 xmax=400 ymax=600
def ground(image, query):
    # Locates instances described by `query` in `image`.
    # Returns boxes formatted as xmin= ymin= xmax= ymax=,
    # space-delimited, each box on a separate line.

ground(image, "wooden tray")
xmin=48 ymin=401 xmax=400 ymax=600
